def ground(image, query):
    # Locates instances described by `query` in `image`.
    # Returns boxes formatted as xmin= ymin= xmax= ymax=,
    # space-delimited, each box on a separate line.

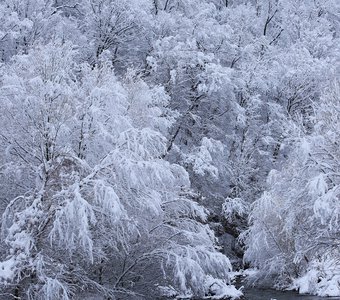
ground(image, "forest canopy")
xmin=0 ymin=0 xmax=339 ymax=299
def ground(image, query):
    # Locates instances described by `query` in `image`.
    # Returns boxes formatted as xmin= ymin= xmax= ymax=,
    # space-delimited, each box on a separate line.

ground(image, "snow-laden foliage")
xmin=244 ymin=81 xmax=340 ymax=296
xmin=0 ymin=0 xmax=339 ymax=298
xmin=0 ymin=43 xmax=239 ymax=299
xmin=141 ymin=0 xmax=340 ymax=223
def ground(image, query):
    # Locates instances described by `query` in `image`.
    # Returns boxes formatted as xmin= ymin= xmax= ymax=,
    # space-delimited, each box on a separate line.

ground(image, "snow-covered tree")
xmin=243 ymin=80 xmax=340 ymax=296
xmin=0 ymin=42 xmax=241 ymax=300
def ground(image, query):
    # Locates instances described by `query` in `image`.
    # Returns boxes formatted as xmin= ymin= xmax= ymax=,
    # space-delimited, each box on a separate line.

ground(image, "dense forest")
xmin=0 ymin=0 xmax=339 ymax=299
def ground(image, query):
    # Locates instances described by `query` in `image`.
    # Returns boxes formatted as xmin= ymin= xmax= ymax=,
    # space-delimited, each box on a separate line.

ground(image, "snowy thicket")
xmin=0 ymin=0 xmax=339 ymax=299
xmin=244 ymin=81 xmax=340 ymax=296
xmin=0 ymin=43 xmax=239 ymax=299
